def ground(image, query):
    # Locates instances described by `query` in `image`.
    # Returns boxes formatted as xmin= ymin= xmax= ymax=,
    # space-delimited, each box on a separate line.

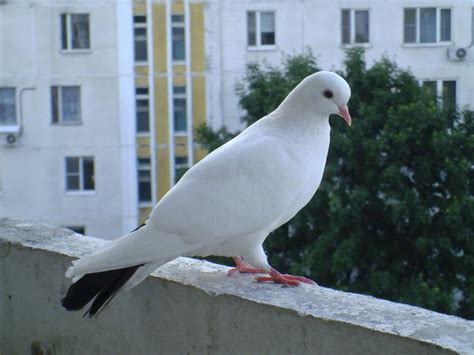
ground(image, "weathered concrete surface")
xmin=1 ymin=218 xmax=473 ymax=355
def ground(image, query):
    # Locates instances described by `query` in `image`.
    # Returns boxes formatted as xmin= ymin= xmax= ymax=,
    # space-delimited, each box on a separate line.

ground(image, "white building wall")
xmin=206 ymin=0 xmax=474 ymax=132
xmin=0 ymin=0 xmax=137 ymax=239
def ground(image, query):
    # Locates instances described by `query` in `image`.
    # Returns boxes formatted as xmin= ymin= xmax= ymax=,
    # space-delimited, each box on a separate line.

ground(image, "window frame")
xmin=171 ymin=13 xmax=186 ymax=63
xmin=65 ymin=156 xmax=95 ymax=193
xmin=403 ymin=7 xmax=452 ymax=46
xmin=60 ymin=13 xmax=91 ymax=53
xmin=173 ymin=86 xmax=187 ymax=135
xmin=51 ymin=86 xmax=82 ymax=125
xmin=246 ymin=10 xmax=277 ymax=50
xmin=419 ymin=78 xmax=457 ymax=110
xmin=133 ymin=14 xmax=148 ymax=64
xmin=0 ymin=87 xmax=17 ymax=128
xmin=341 ymin=8 xmax=371 ymax=47
xmin=135 ymin=87 xmax=150 ymax=135
xmin=137 ymin=158 xmax=152 ymax=206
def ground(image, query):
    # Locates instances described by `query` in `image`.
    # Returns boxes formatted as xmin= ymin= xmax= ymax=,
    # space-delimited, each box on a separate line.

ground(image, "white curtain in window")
xmin=420 ymin=8 xmax=436 ymax=43
xmin=62 ymin=87 xmax=80 ymax=122
xmin=260 ymin=12 xmax=274 ymax=33
xmin=354 ymin=10 xmax=369 ymax=43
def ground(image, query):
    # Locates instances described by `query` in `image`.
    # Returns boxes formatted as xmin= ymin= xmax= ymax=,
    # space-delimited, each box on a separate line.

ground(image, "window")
xmin=247 ymin=11 xmax=275 ymax=48
xmin=66 ymin=226 xmax=86 ymax=235
xmin=173 ymin=86 xmax=187 ymax=133
xmin=65 ymin=157 xmax=94 ymax=191
xmin=51 ymin=86 xmax=81 ymax=124
xmin=341 ymin=9 xmax=369 ymax=45
xmin=136 ymin=87 xmax=149 ymax=133
xmin=0 ymin=88 xmax=16 ymax=125
xmin=172 ymin=14 xmax=185 ymax=61
xmin=175 ymin=156 xmax=188 ymax=182
xmin=137 ymin=158 xmax=152 ymax=203
xmin=404 ymin=8 xmax=451 ymax=44
xmin=421 ymin=79 xmax=456 ymax=110
xmin=61 ymin=14 xmax=90 ymax=50
xmin=134 ymin=15 xmax=148 ymax=62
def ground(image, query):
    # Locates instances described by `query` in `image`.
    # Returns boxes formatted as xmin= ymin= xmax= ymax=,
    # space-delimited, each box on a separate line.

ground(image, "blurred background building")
xmin=1 ymin=0 xmax=473 ymax=238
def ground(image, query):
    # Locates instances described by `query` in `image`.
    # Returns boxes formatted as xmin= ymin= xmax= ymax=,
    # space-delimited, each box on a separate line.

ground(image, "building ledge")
xmin=1 ymin=217 xmax=473 ymax=354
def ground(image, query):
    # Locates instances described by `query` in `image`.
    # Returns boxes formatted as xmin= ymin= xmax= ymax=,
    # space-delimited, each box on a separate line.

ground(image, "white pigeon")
xmin=62 ymin=71 xmax=352 ymax=317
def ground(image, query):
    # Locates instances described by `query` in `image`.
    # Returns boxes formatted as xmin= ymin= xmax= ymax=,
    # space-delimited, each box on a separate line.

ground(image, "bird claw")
xmin=255 ymin=269 xmax=317 ymax=286
xmin=227 ymin=266 xmax=267 ymax=276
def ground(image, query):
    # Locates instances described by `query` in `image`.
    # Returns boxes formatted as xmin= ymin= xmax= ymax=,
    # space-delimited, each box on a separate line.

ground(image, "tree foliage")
xmin=195 ymin=48 xmax=474 ymax=319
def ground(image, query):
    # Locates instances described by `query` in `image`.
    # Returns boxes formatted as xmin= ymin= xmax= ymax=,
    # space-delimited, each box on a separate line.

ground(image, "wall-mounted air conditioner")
xmin=447 ymin=47 xmax=469 ymax=61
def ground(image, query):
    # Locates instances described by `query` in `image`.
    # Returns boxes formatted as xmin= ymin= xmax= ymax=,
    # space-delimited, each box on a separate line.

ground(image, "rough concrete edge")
xmin=1 ymin=217 xmax=473 ymax=354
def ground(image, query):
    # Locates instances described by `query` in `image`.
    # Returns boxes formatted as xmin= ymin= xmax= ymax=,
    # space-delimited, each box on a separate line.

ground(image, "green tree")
xmin=195 ymin=48 xmax=474 ymax=319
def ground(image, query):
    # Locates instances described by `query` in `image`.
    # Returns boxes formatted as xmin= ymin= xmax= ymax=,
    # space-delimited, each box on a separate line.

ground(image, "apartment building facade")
xmin=0 ymin=0 xmax=137 ymax=239
xmin=205 ymin=0 xmax=474 ymax=132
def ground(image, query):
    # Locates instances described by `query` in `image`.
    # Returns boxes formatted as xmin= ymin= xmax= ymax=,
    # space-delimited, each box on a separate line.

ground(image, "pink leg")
xmin=227 ymin=256 xmax=267 ymax=276
xmin=255 ymin=268 xmax=317 ymax=286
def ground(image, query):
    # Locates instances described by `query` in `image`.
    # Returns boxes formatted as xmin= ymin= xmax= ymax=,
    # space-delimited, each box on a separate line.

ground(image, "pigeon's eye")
xmin=323 ymin=89 xmax=334 ymax=99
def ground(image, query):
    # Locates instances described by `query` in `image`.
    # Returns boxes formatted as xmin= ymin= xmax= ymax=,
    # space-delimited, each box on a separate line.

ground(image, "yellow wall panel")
xmin=133 ymin=3 xmax=146 ymax=14
xmin=138 ymin=207 xmax=152 ymax=224
xmin=157 ymin=147 xmax=170 ymax=198
xmin=173 ymin=64 xmax=186 ymax=74
xmin=154 ymin=77 xmax=169 ymax=144
xmin=190 ymin=3 xmax=205 ymax=72
xmin=173 ymin=74 xmax=186 ymax=86
xmin=135 ymin=66 xmax=149 ymax=76
xmin=192 ymin=75 xmax=206 ymax=127
xmin=153 ymin=4 xmax=168 ymax=73
xmin=172 ymin=3 xmax=184 ymax=13
xmin=135 ymin=76 xmax=148 ymax=87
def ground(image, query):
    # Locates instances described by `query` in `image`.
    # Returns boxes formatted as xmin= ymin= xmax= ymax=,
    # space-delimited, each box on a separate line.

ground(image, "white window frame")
xmin=136 ymin=87 xmax=150 ymax=136
xmin=0 ymin=87 xmax=18 ymax=130
xmin=419 ymin=79 xmax=457 ymax=109
xmin=137 ymin=158 xmax=153 ymax=206
xmin=51 ymin=86 xmax=82 ymax=125
xmin=134 ymin=14 xmax=148 ymax=64
xmin=173 ymin=86 xmax=187 ymax=135
xmin=171 ymin=13 xmax=186 ymax=63
xmin=341 ymin=9 xmax=371 ymax=47
xmin=65 ymin=156 xmax=95 ymax=194
xmin=403 ymin=7 xmax=452 ymax=47
xmin=247 ymin=10 xmax=277 ymax=50
xmin=60 ymin=13 xmax=91 ymax=53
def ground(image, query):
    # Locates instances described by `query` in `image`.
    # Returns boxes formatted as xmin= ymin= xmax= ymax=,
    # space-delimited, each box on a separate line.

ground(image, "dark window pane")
xmin=136 ymin=99 xmax=150 ymax=133
xmin=173 ymin=98 xmax=187 ymax=132
xmin=247 ymin=12 xmax=256 ymax=46
xmin=139 ymin=181 xmax=152 ymax=202
xmin=341 ymin=10 xmax=350 ymax=44
xmin=175 ymin=156 xmax=188 ymax=165
xmin=82 ymin=157 xmax=94 ymax=190
xmin=61 ymin=14 xmax=68 ymax=49
xmin=136 ymin=87 xmax=149 ymax=95
xmin=260 ymin=12 xmax=275 ymax=45
xmin=67 ymin=226 xmax=85 ymax=234
xmin=66 ymin=157 xmax=79 ymax=173
xmin=440 ymin=9 xmax=451 ymax=41
xmin=51 ymin=86 xmax=59 ymax=123
xmin=354 ymin=10 xmax=369 ymax=43
xmin=134 ymin=39 xmax=148 ymax=61
xmin=173 ymin=86 xmax=186 ymax=94
xmin=61 ymin=86 xmax=81 ymax=122
xmin=0 ymin=88 xmax=16 ymax=124
xmin=172 ymin=14 xmax=184 ymax=23
xmin=442 ymin=81 xmax=456 ymax=111
xmin=71 ymin=14 xmax=90 ymax=49
xmin=134 ymin=15 xmax=146 ymax=23
xmin=172 ymin=27 xmax=185 ymax=61
xmin=404 ymin=8 xmax=416 ymax=43
xmin=138 ymin=158 xmax=150 ymax=165
xmin=66 ymin=175 xmax=80 ymax=190
xmin=420 ymin=8 xmax=436 ymax=43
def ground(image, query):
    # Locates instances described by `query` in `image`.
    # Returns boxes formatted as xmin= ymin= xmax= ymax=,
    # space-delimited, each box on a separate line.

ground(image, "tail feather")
xmin=61 ymin=264 xmax=143 ymax=318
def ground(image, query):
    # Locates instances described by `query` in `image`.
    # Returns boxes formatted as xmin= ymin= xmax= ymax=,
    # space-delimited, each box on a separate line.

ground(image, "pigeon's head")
xmin=298 ymin=71 xmax=352 ymax=125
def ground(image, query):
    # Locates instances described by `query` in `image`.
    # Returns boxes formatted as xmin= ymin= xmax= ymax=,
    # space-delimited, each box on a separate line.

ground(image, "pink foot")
xmin=255 ymin=269 xmax=317 ymax=286
xmin=227 ymin=256 xmax=267 ymax=276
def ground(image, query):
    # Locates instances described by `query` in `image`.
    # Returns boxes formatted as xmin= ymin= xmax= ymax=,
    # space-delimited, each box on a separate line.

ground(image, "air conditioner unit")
xmin=447 ymin=47 xmax=468 ymax=61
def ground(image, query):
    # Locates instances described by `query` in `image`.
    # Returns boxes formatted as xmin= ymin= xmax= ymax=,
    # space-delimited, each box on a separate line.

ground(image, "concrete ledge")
xmin=1 ymin=218 xmax=473 ymax=354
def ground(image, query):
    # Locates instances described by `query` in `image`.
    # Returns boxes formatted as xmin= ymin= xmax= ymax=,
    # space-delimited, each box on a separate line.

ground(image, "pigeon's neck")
xmin=267 ymin=96 xmax=330 ymax=139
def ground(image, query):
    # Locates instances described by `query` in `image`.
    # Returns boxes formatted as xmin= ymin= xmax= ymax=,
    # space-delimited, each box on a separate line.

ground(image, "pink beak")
xmin=338 ymin=104 xmax=352 ymax=126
